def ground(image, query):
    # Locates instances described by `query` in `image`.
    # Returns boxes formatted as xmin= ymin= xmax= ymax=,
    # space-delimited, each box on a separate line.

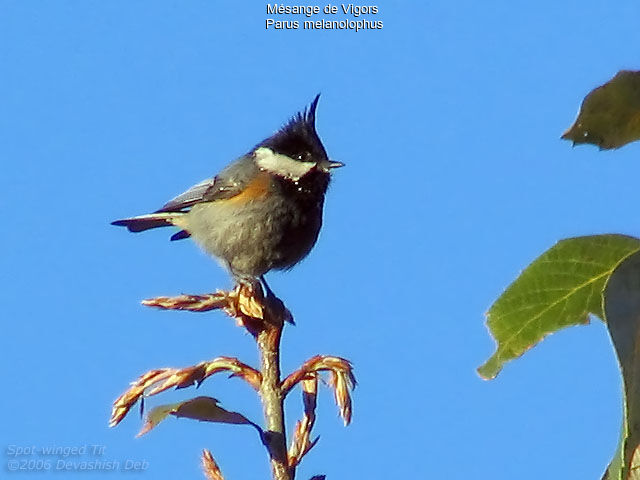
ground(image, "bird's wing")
xmin=156 ymin=177 xmax=219 ymax=212
xmin=156 ymin=156 xmax=259 ymax=213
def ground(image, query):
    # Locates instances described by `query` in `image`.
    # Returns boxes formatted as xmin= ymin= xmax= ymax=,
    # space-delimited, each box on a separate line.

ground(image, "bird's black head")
xmin=253 ymin=95 xmax=344 ymax=181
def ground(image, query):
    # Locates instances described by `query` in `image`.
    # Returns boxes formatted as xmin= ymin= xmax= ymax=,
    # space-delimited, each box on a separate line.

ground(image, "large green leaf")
xmin=478 ymin=234 xmax=640 ymax=380
xmin=603 ymin=250 xmax=640 ymax=480
xmin=562 ymin=70 xmax=640 ymax=150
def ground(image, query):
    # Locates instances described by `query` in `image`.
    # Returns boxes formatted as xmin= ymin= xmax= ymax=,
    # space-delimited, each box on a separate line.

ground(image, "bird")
xmin=112 ymin=94 xmax=343 ymax=291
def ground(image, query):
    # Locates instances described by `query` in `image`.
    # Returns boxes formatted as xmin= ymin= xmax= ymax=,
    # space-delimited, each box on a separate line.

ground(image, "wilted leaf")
xmin=141 ymin=283 xmax=293 ymax=333
xmin=201 ymin=449 xmax=225 ymax=480
xmin=142 ymin=292 xmax=229 ymax=312
xmin=282 ymin=355 xmax=356 ymax=426
xmin=138 ymin=396 xmax=259 ymax=436
xmin=110 ymin=357 xmax=261 ymax=428
xmin=478 ymin=234 xmax=640 ymax=379
xmin=603 ymin=251 xmax=640 ymax=479
xmin=562 ymin=70 xmax=640 ymax=150
xmin=329 ymin=370 xmax=353 ymax=426
xmin=282 ymin=355 xmax=356 ymax=394
xmin=289 ymin=375 xmax=319 ymax=467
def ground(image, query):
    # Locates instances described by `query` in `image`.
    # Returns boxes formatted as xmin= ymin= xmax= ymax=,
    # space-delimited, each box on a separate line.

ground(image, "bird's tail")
xmin=111 ymin=212 xmax=185 ymax=233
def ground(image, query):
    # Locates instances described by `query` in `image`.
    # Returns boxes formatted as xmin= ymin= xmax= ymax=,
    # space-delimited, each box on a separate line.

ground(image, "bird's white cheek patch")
xmin=254 ymin=147 xmax=316 ymax=181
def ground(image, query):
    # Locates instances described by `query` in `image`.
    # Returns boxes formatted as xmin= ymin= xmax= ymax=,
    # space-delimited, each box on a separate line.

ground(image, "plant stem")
xmin=257 ymin=308 xmax=292 ymax=480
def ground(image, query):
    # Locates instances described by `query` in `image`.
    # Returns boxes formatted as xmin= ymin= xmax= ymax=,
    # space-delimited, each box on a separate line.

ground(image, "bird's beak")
xmin=318 ymin=159 xmax=345 ymax=173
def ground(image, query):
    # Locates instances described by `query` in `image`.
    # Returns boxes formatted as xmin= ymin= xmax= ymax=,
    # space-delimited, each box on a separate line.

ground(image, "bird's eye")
xmin=296 ymin=154 xmax=304 ymax=160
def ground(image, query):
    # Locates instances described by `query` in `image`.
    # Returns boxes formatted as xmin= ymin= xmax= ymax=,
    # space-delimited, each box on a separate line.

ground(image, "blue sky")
xmin=2 ymin=1 xmax=640 ymax=478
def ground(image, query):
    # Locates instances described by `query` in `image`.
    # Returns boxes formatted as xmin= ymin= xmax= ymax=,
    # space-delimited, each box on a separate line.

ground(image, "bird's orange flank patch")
xmin=227 ymin=171 xmax=272 ymax=204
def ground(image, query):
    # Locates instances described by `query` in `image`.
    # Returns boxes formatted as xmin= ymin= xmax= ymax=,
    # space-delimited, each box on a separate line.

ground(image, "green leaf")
xmin=137 ymin=401 xmax=183 ymax=437
xmin=137 ymin=396 xmax=259 ymax=437
xmin=603 ymin=250 xmax=640 ymax=480
xmin=562 ymin=70 xmax=640 ymax=150
xmin=478 ymin=234 xmax=640 ymax=380
xmin=171 ymin=396 xmax=255 ymax=426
